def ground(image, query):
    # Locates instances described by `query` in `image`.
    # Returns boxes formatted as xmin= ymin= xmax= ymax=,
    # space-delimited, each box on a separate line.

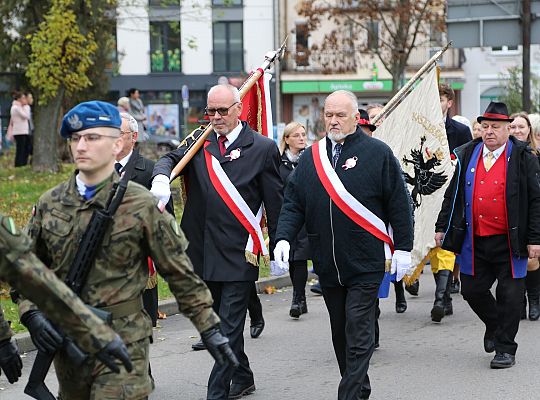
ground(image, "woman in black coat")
xmin=279 ymin=121 xmax=311 ymax=318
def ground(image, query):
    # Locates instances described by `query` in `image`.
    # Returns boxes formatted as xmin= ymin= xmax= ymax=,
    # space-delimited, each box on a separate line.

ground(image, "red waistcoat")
xmin=473 ymin=150 xmax=507 ymax=236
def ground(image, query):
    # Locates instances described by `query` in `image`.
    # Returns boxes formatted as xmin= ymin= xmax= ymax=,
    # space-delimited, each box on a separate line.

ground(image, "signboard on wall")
xmin=147 ymin=104 xmax=180 ymax=137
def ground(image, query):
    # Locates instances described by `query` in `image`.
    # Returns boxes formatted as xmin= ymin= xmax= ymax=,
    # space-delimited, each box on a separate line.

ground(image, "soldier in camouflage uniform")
xmin=17 ymin=101 xmax=236 ymax=400
xmin=0 ymin=214 xmax=133 ymax=385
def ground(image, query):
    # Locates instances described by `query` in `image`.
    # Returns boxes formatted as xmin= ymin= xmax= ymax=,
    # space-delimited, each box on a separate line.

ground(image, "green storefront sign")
xmin=282 ymin=80 xmax=393 ymax=94
xmin=282 ymin=80 xmax=463 ymax=94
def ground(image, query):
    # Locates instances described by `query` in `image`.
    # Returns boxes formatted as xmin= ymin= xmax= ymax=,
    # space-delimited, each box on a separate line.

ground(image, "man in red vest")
xmin=435 ymin=101 xmax=540 ymax=369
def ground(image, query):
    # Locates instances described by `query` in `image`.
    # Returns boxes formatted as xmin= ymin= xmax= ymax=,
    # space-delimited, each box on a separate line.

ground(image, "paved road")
xmin=3 ymin=271 xmax=540 ymax=399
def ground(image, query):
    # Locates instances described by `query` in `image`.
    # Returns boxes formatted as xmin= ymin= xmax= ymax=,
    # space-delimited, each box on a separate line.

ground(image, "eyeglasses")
xmin=69 ymin=133 xmax=119 ymax=143
xmin=205 ymin=102 xmax=238 ymax=116
xmin=120 ymin=130 xmax=133 ymax=136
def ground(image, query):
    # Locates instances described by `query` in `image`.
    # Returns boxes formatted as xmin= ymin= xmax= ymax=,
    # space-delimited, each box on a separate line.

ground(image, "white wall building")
xmin=460 ymin=45 xmax=540 ymax=122
xmin=111 ymin=0 xmax=275 ymax=135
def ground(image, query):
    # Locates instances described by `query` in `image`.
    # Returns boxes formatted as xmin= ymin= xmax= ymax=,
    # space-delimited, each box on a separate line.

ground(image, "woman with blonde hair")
xmin=509 ymin=111 xmax=540 ymax=320
xmin=279 ymin=121 xmax=311 ymax=318
xmin=510 ymin=112 xmax=538 ymax=154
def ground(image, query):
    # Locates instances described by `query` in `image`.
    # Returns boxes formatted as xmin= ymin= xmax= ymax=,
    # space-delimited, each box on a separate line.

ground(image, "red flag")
xmin=240 ymin=69 xmax=273 ymax=137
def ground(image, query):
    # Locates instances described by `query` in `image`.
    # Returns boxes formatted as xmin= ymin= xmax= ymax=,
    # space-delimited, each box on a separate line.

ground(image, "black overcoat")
xmin=276 ymin=129 xmax=413 ymax=287
xmin=279 ymin=152 xmax=310 ymax=261
xmin=153 ymin=122 xmax=283 ymax=282
xmin=446 ymin=116 xmax=472 ymax=153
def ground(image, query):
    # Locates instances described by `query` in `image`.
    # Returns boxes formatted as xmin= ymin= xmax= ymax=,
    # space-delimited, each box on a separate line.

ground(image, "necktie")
xmin=333 ymin=143 xmax=342 ymax=168
xmin=218 ymin=135 xmax=227 ymax=156
xmin=115 ymin=162 xmax=122 ymax=174
xmin=484 ymin=152 xmax=494 ymax=171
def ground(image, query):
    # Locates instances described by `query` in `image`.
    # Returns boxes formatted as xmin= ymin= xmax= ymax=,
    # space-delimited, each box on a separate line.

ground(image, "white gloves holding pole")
xmin=390 ymin=250 xmax=412 ymax=282
xmin=272 ymin=240 xmax=290 ymax=276
xmin=150 ymin=174 xmax=172 ymax=205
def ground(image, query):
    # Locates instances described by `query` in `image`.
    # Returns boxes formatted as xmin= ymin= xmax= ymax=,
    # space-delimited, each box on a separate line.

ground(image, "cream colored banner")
xmin=373 ymin=67 xmax=454 ymax=268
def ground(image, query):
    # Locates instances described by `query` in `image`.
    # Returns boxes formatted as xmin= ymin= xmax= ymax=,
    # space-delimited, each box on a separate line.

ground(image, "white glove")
xmin=150 ymin=174 xmax=171 ymax=205
xmin=391 ymin=250 xmax=412 ymax=282
xmin=273 ymin=240 xmax=290 ymax=264
xmin=270 ymin=260 xmax=289 ymax=276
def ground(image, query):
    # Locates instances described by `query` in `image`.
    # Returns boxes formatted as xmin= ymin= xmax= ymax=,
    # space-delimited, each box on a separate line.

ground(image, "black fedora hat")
xmin=477 ymin=101 xmax=514 ymax=123
xmin=358 ymin=109 xmax=376 ymax=132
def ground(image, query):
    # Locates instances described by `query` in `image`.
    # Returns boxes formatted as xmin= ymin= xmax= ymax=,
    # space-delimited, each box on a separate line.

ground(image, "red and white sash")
xmin=204 ymin=143 xmax=268 ymax=266
xmin=312 ymin=139 xmax=394 ymax=259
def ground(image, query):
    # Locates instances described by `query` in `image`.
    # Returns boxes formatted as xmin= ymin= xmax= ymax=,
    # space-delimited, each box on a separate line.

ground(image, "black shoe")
xmin=450 ymin=279 xmax=460 ymax=294
xmin=483 ymin=332 xmax=495 ymax=353
xmin=191 ymin=339 xmax=206 ymax=351
xmin=289 ymin=298 xmax=302 ymax=319
xmin=490 ymin=352 xmax=515 ymax=369
xmin=299 ymin=298 xmax=308 ymax=314
xmin=310 ymin=282 xmax=322 ymax=295
xmin=431 ymin=271 xmax=450 ymax=322
xmin=394 ymin=281 xmax=407 ymax=313
xmin=250 ymin=319 xmax=265 ymax=338
xmin=528 ymin=287 xmax=540 ymax=321
xmin=405 ymin=280 xmax=419 ymax=296
xmin=444 ymin=303 xmax=453 ymax=316
xmin=395 ymin=301 xmax=407 ymax=313
xmin=229 ymin=382 xmax=256 ymax=399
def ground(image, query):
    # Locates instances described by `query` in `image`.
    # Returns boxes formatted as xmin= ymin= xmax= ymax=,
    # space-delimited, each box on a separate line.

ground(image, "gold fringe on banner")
xmin=146 ymin=274 xmax=158 ymax=290
xmin=402 ymin=248 xmax=436 ymax=286
xmin=245 ymin=251 xmax=259 ymax=267
xmin=385 ymin=259 xmax=392 ymax=272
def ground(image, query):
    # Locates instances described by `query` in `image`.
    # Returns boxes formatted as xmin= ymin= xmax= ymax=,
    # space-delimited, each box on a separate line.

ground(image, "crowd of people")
xmin=1 ymin=81 xmax=540 ymax=400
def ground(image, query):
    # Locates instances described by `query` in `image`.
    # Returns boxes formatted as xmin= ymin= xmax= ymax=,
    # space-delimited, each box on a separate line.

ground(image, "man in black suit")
xmin=439 ymin=83 xmax=472 ymax=154
xmin=116 ymin=112 xmax=174 ymax=327
xmin=151 ymin=84 xmax=283 ymax=400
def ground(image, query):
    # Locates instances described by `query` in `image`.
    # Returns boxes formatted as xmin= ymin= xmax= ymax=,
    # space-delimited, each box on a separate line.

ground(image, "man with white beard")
xmin=275 ymin=90 xmax=414 ymax=399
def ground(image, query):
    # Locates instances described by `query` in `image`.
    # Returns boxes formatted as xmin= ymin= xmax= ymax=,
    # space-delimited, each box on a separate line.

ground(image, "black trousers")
xmin=142 ymin=286 xmax=158 ymax=327
xmin=322 ymin=283 xmax=380 ymax=400
xmin=460 ymin=235 xmax=526 ymax=355
xmin=14 ymin=134 xmax=31 ymax=167
xmin=206 ymin=281 xmax=254 ymax=399
xmin=289 ymin=260 xmax=308 ymax=294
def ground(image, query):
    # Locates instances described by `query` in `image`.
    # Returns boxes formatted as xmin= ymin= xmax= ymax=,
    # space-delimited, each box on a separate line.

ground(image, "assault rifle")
xmin=25 ymin=157 xmax=135 ymax=400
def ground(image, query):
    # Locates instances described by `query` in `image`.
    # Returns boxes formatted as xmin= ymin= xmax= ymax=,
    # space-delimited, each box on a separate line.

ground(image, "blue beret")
xmin=60 ymin=101 xmax=121 ymax=138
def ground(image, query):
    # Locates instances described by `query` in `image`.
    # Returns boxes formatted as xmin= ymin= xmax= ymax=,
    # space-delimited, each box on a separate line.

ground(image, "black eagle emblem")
xmin=402 ymin=135 xmax=448 ymax=210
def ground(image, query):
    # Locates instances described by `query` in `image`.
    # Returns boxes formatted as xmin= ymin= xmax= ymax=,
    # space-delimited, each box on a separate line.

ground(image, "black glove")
xmin=201 ymin=325 xmax=239 ymax=368
xmin=20 ymin=310 xmax=63 ymax=354
xmin=96 ymin=335 xmax=133 ymax=374
xmin=0 ymin=339 xmax=22 ymax=384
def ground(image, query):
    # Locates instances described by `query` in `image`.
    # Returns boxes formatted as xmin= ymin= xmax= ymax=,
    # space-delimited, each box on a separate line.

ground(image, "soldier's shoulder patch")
xmin=156 ymin=200 xmax=166 ymax=213
xmin=2 ymin=216 xmax=19 ymax=236
xmin=170 ymin=220 xmax=181 ymax=237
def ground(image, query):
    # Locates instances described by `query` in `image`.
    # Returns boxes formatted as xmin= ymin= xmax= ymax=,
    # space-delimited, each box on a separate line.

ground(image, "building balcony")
xmin=283 ymin=46 xmax=464 ymax=74
xmin=406 ymin=46 xmax=464 ymax=70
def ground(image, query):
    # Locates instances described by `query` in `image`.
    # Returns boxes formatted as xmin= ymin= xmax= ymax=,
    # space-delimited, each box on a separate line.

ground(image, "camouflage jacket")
xmin=22 ymin=173 xmax=218 ymax=344
xmin=0 ymin=214 xmax=117 ymax=353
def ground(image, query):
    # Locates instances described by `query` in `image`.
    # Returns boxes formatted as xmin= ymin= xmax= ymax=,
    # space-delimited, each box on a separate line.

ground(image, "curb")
xmin=13 ymin=272 xmax=316 ymax=354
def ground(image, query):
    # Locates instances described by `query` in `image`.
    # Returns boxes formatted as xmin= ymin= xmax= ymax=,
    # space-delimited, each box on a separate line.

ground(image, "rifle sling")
xmin=98 ymin=296 xmax=143 ymax=319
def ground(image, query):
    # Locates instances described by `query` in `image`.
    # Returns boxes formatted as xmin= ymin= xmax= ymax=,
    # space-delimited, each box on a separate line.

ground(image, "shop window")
xmin=150 ymin=21 xmax=181 ymax=73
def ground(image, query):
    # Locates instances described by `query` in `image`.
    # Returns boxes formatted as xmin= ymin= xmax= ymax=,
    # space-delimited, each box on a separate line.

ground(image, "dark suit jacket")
xmin=153 ymin=122 xmax=283 ymax=282
xmin=123 ymin=150 xmax=174 ymax=215
xmin=446 ymin=116 xmax=472 ymax=153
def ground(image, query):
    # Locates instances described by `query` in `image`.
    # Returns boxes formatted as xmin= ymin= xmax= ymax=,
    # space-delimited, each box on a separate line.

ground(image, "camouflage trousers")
xmin=55 ymin=337 xmax=153 ymax=400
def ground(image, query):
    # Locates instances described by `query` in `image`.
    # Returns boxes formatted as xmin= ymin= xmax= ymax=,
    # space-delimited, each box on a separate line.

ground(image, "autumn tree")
xmin=0 ymin=0 xmax=117 ymax=172
xmin=296 ymin=0 xmax=446 ymax=92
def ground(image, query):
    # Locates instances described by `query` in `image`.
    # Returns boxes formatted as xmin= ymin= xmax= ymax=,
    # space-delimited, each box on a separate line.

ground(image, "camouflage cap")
xmin=61 ymin=101 xmax=121 ymax=138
